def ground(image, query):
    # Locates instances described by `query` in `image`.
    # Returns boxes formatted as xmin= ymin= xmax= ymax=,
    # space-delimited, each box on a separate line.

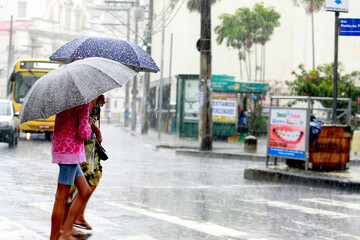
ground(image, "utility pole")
xmin=7 ymin=15 xmax=13 ymax=79
xmin=157 ymin=0 xmax=165 ymax=139
xmin=125 ymin=8 xmax=131 ymax=127
xmin=131 ymin=0 xmax=140 ymax=131
xmin=199 ymin=0 xmax=212 ymax=150
xmin=332 ymin=11 xmax=340 ymax=124
xmin=141 ymin=0 xmax=154 ymax=135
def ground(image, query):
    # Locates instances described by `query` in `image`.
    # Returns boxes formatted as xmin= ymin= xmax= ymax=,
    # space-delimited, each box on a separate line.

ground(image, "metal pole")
xmin=166 ymin=33 xmax=173 ymax=132
xmin=7 ymin=15 xmax=13 ymax=79
xmin=199 ymin=0 xmax=213 ymax=150
xmin=131 ymin=4 xmax=139 ymax=131
xmin=125 ymin=9 xmax=131 ymax=127
xmin=332 ymin=11 xmax=339 ymax=124
xmin=157 ymin=0 xmax=165 ymax=139
xmin=141 ymin=0 xmax=153 ymax=135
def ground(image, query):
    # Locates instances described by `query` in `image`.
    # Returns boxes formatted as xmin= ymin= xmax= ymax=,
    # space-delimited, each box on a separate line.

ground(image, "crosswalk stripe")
xmin=239 ymin=199 xmax=352 ymax=219
xmin=301 ymin=198 xmax=360 ymax=211
xmin=104 ymin=201 xmax=249 ymax=239
xmin=266 ymin=200 xmax=351 ymax=218
xmin=31 ymin=202 xmax=159 ymax=240
xmin=0 ymin=215 xmax=47 ymax=240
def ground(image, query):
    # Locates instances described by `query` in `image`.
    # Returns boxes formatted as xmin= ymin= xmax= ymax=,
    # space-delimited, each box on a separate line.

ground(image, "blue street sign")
xmin=340 ymin=18 xmax=360 ymax=36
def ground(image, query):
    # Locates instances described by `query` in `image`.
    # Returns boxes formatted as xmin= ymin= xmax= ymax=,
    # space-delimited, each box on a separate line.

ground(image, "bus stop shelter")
xmin=175 ymin=74 xmax=269 ymax=138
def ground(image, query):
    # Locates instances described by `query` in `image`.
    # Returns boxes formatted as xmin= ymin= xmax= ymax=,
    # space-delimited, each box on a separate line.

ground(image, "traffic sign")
xmin=340 ymin=18 xmax=360 ymax=36
xmin=326 ymin=0 xmax=349 ymax=12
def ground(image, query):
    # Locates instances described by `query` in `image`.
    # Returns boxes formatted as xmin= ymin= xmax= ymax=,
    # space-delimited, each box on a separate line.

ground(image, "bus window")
xmin=13 ymin=71 xmax=47 ymax=103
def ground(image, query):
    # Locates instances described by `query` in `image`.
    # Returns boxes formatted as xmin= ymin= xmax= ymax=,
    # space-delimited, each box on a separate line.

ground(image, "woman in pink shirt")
xmin=50 ymin=103 xmax=92 ymax=240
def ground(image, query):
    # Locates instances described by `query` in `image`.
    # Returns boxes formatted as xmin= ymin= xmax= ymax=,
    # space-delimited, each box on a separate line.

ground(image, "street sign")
xmin=326 ymin=0 xmax=349 ymax=12
xmin=340 ymin=18 xmax=360 ymax=36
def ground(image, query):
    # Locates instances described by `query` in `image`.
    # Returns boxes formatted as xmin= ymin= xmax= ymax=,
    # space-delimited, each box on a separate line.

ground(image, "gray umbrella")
xmin=19 ymin=57 xmax=137 ymax=123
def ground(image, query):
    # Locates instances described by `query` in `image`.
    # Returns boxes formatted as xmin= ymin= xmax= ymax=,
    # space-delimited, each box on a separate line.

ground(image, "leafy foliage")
xmin=292 ymin=0 xmax=326 ymax=13
xmin=187 ymin=0 xmax=219 ymax=12
xmin=286 ymin=63 xmax=360 ymax=115
xmin=214 ymin=3 xmax=280 ymax=81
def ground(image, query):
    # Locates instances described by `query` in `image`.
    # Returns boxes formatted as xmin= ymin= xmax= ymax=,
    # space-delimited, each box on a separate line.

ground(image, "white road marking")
xmin=104 ymin=201 xmax=249 ymax=238
xmin=293 ymin=220 xmax=360 ymax=239
xmin=301 ymin=198 xmax=360 ymax=211
xmin=220 ymin=184 xmax=284 ymax=189
xmin=265 ymin=200 xmax=352 ymax=219
xmin=31 ymin=202 xmax=159 ymax=240
xmin=0 ymin=215 xmax=47 ymax=240
xmin=239 ymin=199 xmax=352 ymax=219
xmin=99 ymin=184 xmax=283 ymax=190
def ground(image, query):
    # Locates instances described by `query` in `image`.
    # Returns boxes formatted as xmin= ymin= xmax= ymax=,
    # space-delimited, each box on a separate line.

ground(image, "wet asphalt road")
xmin=1 ymin=124 xmax=360 ymax=240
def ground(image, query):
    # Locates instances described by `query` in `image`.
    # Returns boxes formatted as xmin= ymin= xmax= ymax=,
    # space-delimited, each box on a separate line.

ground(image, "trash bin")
xmin=244 ymin=135 xmax=257 ymax=153
xmin=309 ymin=125 xmax=351 ymax=170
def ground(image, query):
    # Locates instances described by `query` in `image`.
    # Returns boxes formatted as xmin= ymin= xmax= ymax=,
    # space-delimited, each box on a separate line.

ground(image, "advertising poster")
xmin=268 ymin=109 xmax=307 ymax=159
xmin=212 ymin=91 xmax=236 ymax=123
xmin=183 ymin=80 xmax=200 ymax=121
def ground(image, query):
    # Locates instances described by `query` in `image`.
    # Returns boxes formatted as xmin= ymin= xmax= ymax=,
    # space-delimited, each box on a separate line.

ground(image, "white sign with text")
xmin=326 ymin=0 xmax=349 ymax=12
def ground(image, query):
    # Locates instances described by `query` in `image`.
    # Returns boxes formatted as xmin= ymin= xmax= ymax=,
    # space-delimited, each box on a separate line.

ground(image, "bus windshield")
xmin=0 ymin=102 xmax=10 ymax=116
xmin=14 ymin=71 xmax=47 ymax=103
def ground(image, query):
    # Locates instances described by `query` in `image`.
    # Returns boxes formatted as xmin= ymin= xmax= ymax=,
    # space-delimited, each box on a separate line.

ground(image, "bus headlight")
xmin=25 ymin=132 xmax=31 ymax=140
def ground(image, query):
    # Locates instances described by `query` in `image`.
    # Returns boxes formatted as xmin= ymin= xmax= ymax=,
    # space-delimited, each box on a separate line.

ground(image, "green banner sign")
xmin=212 ymin=79 xmax=270 ymax=93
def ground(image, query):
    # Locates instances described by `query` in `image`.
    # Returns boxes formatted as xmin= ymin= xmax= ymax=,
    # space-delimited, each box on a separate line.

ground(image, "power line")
xmin=152 ymin=0 xmax=185 ymax=35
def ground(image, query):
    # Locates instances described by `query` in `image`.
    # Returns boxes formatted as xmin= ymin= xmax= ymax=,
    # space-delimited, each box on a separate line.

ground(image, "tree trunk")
xmin=311 ymin=11 xmax=315 ymax=70
xmin=238 ymin=49 xmax=243 ymax=81
xmin=255 ymin=44 xmax=258 ymax=82
xmin=243 ymin=48 xmax=249 ymax=81
xmin=247 ymin=48 xmax=251 ymax=81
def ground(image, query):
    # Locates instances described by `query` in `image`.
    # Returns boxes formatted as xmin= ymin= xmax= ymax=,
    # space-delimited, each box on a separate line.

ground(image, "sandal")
xmin=72 ymin=228 xmax=92 ymax=239
xmin=73 ymin=221 xmax=92 ymax=230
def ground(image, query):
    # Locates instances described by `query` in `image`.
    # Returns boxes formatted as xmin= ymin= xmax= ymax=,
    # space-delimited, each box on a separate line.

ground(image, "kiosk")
xmin=175 ymin=74 xmax=269 ymax=138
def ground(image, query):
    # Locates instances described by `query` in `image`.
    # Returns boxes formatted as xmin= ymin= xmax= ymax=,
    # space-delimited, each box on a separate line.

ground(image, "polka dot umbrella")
xmin=49 ymin=37 xmax=160 ymax=73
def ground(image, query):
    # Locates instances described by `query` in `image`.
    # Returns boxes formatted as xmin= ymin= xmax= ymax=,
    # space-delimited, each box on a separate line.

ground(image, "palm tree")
xmin=215 ymin=4 xmax=280 ymax=82
xmin=253 ymin=3 xmax=280 ymax=81
xmin=293 ymin=0 xmax=326 ymax=70
xmin=215 ymin=13 xmax=247 ymax=80
xmin=187 ymin=0 xmax=218 ymax=12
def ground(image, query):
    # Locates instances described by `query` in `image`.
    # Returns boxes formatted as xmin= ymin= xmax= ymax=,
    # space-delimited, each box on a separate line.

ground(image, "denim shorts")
xmin=57 ymin=164 xmax=84 ymax=186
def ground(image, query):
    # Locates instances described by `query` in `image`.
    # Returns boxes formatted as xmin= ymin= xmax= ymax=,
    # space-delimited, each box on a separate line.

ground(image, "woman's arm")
xmin=90 ymin=119 xmax=102 ymax=143
xmin=77 ymin=103 xmax=92 ymax=140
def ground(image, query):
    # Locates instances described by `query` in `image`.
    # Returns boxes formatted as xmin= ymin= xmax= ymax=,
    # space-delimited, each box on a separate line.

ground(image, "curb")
xmin=175 ymin=149 xmax=267 ymax=161
xmin=244 ymin=166 xmax=360 ymax=193
xmin=172 ymin=148 xmax=360 ymax=165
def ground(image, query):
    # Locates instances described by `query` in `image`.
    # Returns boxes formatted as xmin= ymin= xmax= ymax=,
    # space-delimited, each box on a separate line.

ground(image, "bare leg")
xmin=74 ymin=185 xmax=96 ymax=229
xmin=59 ymin=176 xmax=91 ymax=239
xmin=50 ymin=184 xmax=71 ymax=240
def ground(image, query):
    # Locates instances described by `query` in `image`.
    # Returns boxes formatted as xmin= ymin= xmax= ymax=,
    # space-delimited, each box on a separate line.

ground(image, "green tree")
xmin=187 ymin=0 xmax=218 ymax=12
xmin=215 ymin=3 xmax=280 ymax=81
xmin=293 ymin=0 xmax=326 ymax=69
xmin=253 ymin=3 xmax=280 ymax=81
xmin=286 ymin=63 xmax=360 ymax=116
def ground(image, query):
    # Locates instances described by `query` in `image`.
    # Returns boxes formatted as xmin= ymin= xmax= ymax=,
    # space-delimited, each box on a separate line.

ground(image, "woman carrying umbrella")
xmin=67 ymin=95 xmax=106 ymax=234
xmin=50 ymin=102 xmax=93 ymax=240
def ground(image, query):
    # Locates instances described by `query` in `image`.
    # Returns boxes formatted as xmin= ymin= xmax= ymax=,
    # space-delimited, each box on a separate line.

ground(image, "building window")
xmin=74 ymin=13 xmax=81 ymax=30
xmin=65 ymin=8 xmax=71 ymax=30
xmin=18 ymin=1 xmax=27 ymax=18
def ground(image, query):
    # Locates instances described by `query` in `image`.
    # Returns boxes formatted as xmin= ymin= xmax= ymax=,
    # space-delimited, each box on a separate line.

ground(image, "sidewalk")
xmin=120 ymin=125 xmax=360 ymax=193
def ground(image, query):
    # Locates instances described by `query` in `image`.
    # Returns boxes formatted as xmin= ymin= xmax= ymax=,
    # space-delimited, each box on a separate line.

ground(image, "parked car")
xmin=0 ymin=99 xmax=19 ymax=148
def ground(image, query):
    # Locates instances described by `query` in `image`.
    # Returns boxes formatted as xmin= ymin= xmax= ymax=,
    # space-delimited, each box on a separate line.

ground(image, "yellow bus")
xmin=7 ymin=59 xmax=61 ymax=140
